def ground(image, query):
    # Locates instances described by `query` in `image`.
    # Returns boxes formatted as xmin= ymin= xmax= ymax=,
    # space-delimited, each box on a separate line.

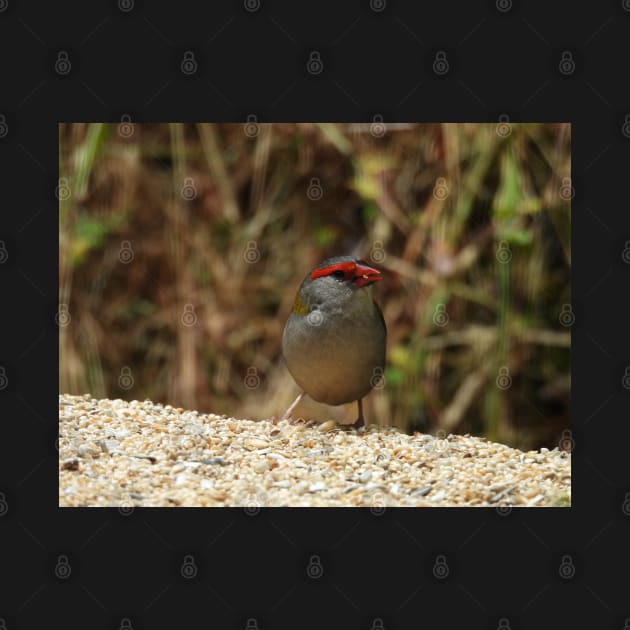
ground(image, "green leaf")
xmin=70 ymin=217 xmax=110 ymax=266
xmin=314 ymin=226 xmax=336 ymax=248
xmin=362 ymin=202 xmax=378 ymax=222
xmin=386 ymin=366 xmax=404 ymax=387
xmin=497 ymin=223 xmax=533 ymax=246
xmin=493 ymin=150 xmax=521 ymax=222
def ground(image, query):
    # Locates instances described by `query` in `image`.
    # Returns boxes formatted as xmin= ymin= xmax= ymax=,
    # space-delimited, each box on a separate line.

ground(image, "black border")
xmin=2 ymin=1 xmax=630 ymax=628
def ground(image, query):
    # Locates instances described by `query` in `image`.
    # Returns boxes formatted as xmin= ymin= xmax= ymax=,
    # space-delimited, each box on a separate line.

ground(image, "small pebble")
xmin=254 ymin=461 xmax=269 ymax=473
xmin=99 ymin=439 xmax=120 ymax=453
xmin=202 ymin=457 xmax=226 ymax=466
xmin=272 ymin=480 xmax=291 ymax=488
xmin=318 ymin=420 xmax=337 ymax=433
xmin=246 ymin=439 xmax=269 ymax=450
xmin=410 ymin=485 xmax=432 ymax=496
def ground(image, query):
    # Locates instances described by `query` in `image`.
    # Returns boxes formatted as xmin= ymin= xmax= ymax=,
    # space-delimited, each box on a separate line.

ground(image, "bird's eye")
xmin=332 ymin=270 xmax=346 ymax=280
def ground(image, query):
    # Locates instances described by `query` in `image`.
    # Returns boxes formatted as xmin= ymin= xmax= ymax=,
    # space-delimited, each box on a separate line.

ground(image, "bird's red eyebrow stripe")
xmin=310 ymin=261 xmax=357 ymax=280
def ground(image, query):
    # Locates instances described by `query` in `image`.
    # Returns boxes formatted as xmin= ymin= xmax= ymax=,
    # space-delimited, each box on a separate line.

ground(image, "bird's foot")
xmin=351 ymin=416 xmax=365 ymax=429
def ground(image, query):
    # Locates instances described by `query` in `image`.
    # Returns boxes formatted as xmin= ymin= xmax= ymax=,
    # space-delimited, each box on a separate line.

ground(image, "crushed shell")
xmin=59 ymin=395 xmax=571 ymax=508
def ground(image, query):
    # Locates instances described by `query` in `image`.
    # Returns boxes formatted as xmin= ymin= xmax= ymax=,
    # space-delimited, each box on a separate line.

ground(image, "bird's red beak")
xmin=354 ymin=261 xmax=383 ymax=288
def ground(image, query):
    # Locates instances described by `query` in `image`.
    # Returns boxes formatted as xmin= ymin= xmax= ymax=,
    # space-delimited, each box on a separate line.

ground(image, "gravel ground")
xmin=59 ymin=394 xmax=571 ymax=508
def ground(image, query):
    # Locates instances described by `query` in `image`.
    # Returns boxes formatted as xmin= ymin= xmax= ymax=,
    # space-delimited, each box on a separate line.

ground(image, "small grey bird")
xmin=281 ymin=256 xmax=387 ymax=428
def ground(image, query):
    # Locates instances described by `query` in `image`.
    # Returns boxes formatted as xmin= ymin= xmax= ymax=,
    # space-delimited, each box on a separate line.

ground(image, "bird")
xmin=280 ymin=256 xmax=387 ymax=428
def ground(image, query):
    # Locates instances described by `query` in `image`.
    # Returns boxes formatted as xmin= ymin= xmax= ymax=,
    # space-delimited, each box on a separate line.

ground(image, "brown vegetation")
xmin=59 ymin=122 xmax=570 ymax=450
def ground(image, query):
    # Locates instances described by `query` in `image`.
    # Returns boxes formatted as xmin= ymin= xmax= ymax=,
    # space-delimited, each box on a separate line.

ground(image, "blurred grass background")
xmin=59 ymin=122 xmax=570 ymax=450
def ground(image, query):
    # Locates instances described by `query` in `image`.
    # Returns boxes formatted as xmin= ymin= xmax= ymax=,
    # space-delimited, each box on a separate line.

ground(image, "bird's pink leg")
xmin=280 ymin=390 xmax=306 ymax=421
